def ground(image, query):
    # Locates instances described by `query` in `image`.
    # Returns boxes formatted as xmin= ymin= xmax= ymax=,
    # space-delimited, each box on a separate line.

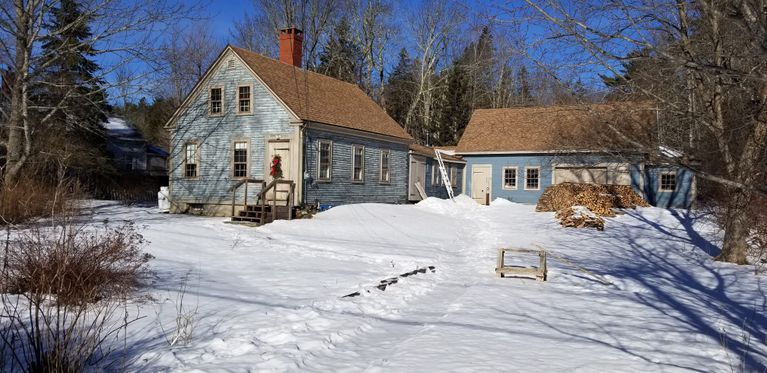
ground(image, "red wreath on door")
xmin=270 ymin=155 xmax=283 ymax=179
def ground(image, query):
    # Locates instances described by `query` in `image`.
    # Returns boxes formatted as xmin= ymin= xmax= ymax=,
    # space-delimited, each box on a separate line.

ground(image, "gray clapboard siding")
xmin=170 ymin=52 xmax=295 ymax=206
xmin=424 ymin=158 xmax=464 ymax=198
xmin=304 ymin=128 xmax=409 ymax=206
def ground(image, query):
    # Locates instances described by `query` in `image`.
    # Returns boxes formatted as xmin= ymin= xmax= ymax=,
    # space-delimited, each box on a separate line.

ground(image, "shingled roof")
xmin=455 ymin=105 xmax=656 ymax=153
xmin=231 ymin=47 xmax=411 ymax=141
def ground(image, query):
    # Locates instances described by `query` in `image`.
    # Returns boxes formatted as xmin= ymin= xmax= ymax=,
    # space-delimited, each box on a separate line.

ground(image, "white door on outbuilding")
xmin=408 ymin=155 xmax=427 ymax=201
xmin=471 ymin=165 xmax=492 ymax=205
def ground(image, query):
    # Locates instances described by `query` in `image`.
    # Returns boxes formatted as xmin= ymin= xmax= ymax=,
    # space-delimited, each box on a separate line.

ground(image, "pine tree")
xmin=435 ymin=64 xmax=471 ymax=145
xmin=37 ymin=0 xmax=110 ymax=176
xmin=384 ymin=49 xmax=417 ymax=129
xmin=455 ymin=26 xmax=494 ymax=110
xmin=317 ymin=18 xmax=363 ymax=85
xmin=515 ymin=65 xmax=533 ymax=105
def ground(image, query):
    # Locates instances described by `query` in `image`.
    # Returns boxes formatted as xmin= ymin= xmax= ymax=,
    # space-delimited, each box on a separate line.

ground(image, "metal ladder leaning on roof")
xmin=434 ymin=149 xmax=455 ymax=201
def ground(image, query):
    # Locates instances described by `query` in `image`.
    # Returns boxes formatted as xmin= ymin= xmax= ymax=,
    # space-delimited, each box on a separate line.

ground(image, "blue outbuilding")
xmin=455 ymin=106 xmax=695 ymax=208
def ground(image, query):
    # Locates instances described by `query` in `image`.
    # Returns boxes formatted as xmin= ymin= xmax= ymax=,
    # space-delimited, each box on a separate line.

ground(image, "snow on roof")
xmin=104 ymin=117 xmax=141 ymax=139
xmin=659 ymin=145 xmax=683 ymax=159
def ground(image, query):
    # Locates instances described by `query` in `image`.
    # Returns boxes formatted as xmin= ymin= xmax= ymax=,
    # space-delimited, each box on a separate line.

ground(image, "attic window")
xmin=238 ymin=85 xmax=251 ymax=114
xmin=228 ymin=59 xmax=236 ymax=69
xmin=209 ymin=87 xmax=223 ymax=115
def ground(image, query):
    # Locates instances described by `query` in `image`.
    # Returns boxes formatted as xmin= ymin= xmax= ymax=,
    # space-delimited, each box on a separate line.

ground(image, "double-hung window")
xmin=660 ymin=172 xmax=677 ymax=192
xmin=238 ymin=85 xmax=251 ymax=114
xmin=503 ymin=167 xmax=518 ymax=189
xmin=525 ymin=167 xmax=540 ymax=190
xmin=449 ymin=165 xmax=457 ymax=186
xmin=184 ymin=143 xmax=198 ymax=178
xmin=318 ymin=140 xmax=332 ymax=181
xmin=380 ymin=149 xmax=391 ymax=183
xmin=209 ymin=87 xmax=223 ymax=115
xmin=233 ymin=141 xmax=248 ymax=178
xmin=352 ymin=145 xmax=365 ymax=182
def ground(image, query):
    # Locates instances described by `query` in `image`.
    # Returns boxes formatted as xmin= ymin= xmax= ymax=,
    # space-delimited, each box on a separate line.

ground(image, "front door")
xmin=266 ymin=140 xmax=291 ymax=202
xmin=471 ymin=165 xmax=492 ymax=205
xmin=409 ymin=155 xmax=427 ymax=201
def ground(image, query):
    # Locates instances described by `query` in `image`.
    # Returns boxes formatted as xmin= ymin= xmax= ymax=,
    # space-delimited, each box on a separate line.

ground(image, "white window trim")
xmin=524 ymin=166 xmax=541 ymax=191
xmin=231 ymin=139 xmax=250 ymax=179
xmin=449 ymin=164 xmax=457 ymax=186
xmin=236 ymin=84 xmax=253 ymax=115
xmin=317 ymin=140 xmax=333 ymax=182
xmin=503 ymin=166 xmax=518 ymax=190
xmin=379 ymin=149 xmax=391 ymax=183
xmin=659 ymin=171 xmax=677 ymax=192
xmin=351 ymin=145 xmax=365 ymax=183
xmin=209 ymin=86 xmax=224 ymax=116
xmin=184 ymin=141 xmax=200 ymax=179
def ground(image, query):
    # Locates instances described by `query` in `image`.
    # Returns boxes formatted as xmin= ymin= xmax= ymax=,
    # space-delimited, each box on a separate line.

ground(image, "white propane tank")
xmin=158 ymin=186 xmax=170 ymax=213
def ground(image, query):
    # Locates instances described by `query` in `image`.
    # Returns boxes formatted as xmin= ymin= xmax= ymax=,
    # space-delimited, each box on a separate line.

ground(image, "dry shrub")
xmin=0 ymin=215 xmax=152 ymax=371
xmin=0 ymin=178 xmax=72 ymax=225
xmin=3 ymin=221 xmax=151 ymax=305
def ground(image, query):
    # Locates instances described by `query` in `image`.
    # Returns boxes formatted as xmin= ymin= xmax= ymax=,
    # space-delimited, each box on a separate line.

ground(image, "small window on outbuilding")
xmin=525 ymin=167 xmax=540 ymax=190
xmin=209 ymin=87 xmax=223 ymax=115
xmin=503 ymin=167 xmax=517 ymax=190
xmin=660 ymin=172 xmax=677 ymax=192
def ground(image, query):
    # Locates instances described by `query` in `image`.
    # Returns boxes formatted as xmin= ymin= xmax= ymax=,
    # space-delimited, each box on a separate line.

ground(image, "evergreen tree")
xmin=317 ymin=18 xmax=363 ymax=84
xmin=515 ymin=65 xmax=533 ymax=105
xmin=435 ymin=63 xmax=471 ymax=145
xmin=37 ymin=0 xmax=110 ymax=176
xmin=455 ymin=26 xmax=494 ymax=110
xmin=384 ymin=49 xmax=417 ymax=129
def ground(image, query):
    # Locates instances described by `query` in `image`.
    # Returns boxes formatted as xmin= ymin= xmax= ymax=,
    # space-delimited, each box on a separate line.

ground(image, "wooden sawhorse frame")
xmin=495 ymin=248 xmax=547 ymax=281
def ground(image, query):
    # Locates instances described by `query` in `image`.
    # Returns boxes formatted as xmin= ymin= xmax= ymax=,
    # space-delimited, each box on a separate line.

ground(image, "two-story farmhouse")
xmin=165 ymin=28 xmax=413 ymax=219
xmin=457 ymin=105 xmax=695 ymax=208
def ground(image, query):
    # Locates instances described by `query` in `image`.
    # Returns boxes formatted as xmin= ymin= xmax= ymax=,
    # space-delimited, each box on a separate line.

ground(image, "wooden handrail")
xmin=231 ymin=178 xmax=296 ymax=223
xmin=228 ymin=178 xmax=264 ymax=192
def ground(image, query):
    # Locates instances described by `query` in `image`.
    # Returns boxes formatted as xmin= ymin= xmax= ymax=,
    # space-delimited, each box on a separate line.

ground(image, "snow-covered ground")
xmin=85 ymin=196 xmax=765 ymax=372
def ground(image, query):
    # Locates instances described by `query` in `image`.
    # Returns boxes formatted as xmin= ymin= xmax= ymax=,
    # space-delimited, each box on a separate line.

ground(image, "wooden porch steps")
xmin=230 ymin=204 xmax=297 ymax=225
xmin=229 ymin=178 xmax=297 ymax=226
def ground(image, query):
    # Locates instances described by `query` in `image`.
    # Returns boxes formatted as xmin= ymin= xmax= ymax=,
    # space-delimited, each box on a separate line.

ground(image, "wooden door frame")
xmin=471 ymin=164 xmax=492 ymax=204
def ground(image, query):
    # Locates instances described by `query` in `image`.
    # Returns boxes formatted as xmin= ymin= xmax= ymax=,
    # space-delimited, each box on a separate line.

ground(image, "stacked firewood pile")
xmin=537 ymin=183 xmax=651 ymax=229
xmin=555 ymin=206 xmax=605 ymax=231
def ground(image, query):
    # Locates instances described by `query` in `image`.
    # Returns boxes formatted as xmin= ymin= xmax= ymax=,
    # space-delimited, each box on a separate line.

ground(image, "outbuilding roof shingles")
xmin=232 ymin=47 xmax=412 ymax=141
xmin=455 ymin=105 xmax=656 ymax=153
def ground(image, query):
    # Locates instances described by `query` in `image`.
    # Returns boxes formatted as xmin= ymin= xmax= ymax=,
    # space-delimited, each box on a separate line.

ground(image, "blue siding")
xmin=423 ymin=157 xmax=464 ymax=198
xmin=303 ymin=128 xmax=409 ymax=206
xmin=463 ymin=153 xmax=694 ymax=208
xmin=643 ymin=166 xmax=695 ymax=208
xmin=170 ymin=50 xmax=295 ymax=208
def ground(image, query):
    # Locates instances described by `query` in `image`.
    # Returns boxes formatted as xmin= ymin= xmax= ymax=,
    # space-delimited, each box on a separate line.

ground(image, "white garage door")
xmin=554 ymin=167 xmax=608 ymax=184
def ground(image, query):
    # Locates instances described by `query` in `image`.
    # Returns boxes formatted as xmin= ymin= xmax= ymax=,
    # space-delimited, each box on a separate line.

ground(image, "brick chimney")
xmin=279 ymin=27 xmax=303 ymax=68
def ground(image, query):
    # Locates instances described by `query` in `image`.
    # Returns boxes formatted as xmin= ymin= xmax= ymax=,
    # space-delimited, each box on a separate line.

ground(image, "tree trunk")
xmin=716 ymin=189 xmax=751 ymax=264
xmin=4 ymin=0 xmax=30 ymax=185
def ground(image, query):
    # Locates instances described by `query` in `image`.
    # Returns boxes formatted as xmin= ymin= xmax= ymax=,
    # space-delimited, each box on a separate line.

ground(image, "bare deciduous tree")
xmin=405 ymin=0 xmax=465 ymax=142
xmin=0 ymin=0 xmax=201 ymax=184
xmin=513 ymin=0 xmax=767 ymax=264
